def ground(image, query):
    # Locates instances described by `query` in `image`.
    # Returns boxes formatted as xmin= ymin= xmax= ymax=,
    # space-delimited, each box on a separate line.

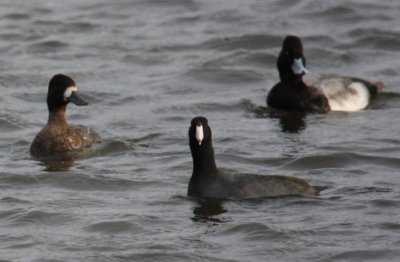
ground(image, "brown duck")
xmin=30 ymin=74 xmax=100 ymax=156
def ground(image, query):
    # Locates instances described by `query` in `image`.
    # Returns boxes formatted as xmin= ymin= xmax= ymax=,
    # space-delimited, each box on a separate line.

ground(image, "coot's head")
xmin=189 ymin=116 xmax=212 ymax=148
xmin=277 ymin=35 xmax=308 ymax=80
xmin=47 ymin=74 xmax=89 ymax=112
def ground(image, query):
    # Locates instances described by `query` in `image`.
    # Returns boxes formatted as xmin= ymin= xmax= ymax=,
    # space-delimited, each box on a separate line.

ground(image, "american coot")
xmin=30 ymin=74 xmax=100 ymax=156
xmin=267 ymin=35 xmax=383 ymax=113
xmin=188 ymin=116 xmax=326 ymax=199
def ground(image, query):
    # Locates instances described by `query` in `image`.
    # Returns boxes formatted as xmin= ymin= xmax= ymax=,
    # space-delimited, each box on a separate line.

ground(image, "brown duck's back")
xmin=30 ymin=123 xmax=100 ymax=156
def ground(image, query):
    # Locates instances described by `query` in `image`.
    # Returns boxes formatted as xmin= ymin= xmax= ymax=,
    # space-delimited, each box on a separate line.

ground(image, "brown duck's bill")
xmin=68 ymin=91 xmax=89 ymax=106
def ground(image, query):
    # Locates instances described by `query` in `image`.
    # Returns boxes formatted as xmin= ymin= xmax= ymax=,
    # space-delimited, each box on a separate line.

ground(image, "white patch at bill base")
xmin=196 ymin=125 xmax=204 ymax=146
xmin=63 ymin=86 xmax=78 ymax=100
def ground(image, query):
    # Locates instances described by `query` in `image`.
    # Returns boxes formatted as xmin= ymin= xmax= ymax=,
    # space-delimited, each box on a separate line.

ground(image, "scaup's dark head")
xmin=47 ymin=74 xmax=89 ymax=112
xmin=278 ymin=35 xmax=308 ymax=81
xmin=189 ymin=116 xmax=212 ymax=149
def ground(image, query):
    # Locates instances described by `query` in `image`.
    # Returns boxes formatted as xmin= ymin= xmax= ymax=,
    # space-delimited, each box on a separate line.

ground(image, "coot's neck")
xmin=47 ymin=105 xmax=68 ymax=126
xmin=190 ymin=140 xmax=218 ymax=180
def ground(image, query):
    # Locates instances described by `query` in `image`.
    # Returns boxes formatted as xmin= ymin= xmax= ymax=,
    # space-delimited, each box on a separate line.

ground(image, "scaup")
xmin=267 ymin=35 xmax=383 ymax=112
xmin=188 ymin=116 xmax=326 ymax=199
xmin=30 ymin=74 xmax=100 ymax=156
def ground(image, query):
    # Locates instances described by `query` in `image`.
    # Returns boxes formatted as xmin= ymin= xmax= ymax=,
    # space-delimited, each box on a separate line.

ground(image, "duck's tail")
xmin=350 ymin=77 xmax=384 ymax=96
xmin=312 ymin=186 xmax=328 ymax=195
xmin=373 ymin=81 xmax=385 ymax=93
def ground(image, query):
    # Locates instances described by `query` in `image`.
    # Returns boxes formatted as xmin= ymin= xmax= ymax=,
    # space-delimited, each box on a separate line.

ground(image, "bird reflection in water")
xmin=240 ymin=99 xmax=306 ymax=133
xmin=191 ymin=199 xmax=228 ymax=223
xmin=270 ymin=110 xmax=306 ymax=133
xmin=32 ymin=144 xmax=103 ymax=172
xmin=33 ymin=155 xmax=76 ymax=172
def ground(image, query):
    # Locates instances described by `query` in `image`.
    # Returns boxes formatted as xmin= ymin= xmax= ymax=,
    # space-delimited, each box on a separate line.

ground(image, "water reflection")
xmin=240 ymin=99 xmax=306 ymax=133
xmin=191 ymin=199 xmax=227 ymax=223
xmin=30 ymin=141 xmax=116 ymax=172
xmin=270 ymin=111 xmax=306 ymax=133
xmin=33 ymin=155 xmax=76 ymax=172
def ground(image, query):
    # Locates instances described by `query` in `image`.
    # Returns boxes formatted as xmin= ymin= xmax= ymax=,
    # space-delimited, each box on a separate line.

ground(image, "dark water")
xmin=1 ymin=0 xmax=400 ymax=261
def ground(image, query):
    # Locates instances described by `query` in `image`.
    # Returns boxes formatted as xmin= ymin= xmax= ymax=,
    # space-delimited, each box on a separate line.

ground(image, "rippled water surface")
xmin=1 ymin=0 xmax=400 ymax=261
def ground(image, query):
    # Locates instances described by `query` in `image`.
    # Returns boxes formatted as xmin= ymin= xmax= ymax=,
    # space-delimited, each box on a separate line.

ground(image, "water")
xmin=1 ymin=0 xmax=400 ymax=261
